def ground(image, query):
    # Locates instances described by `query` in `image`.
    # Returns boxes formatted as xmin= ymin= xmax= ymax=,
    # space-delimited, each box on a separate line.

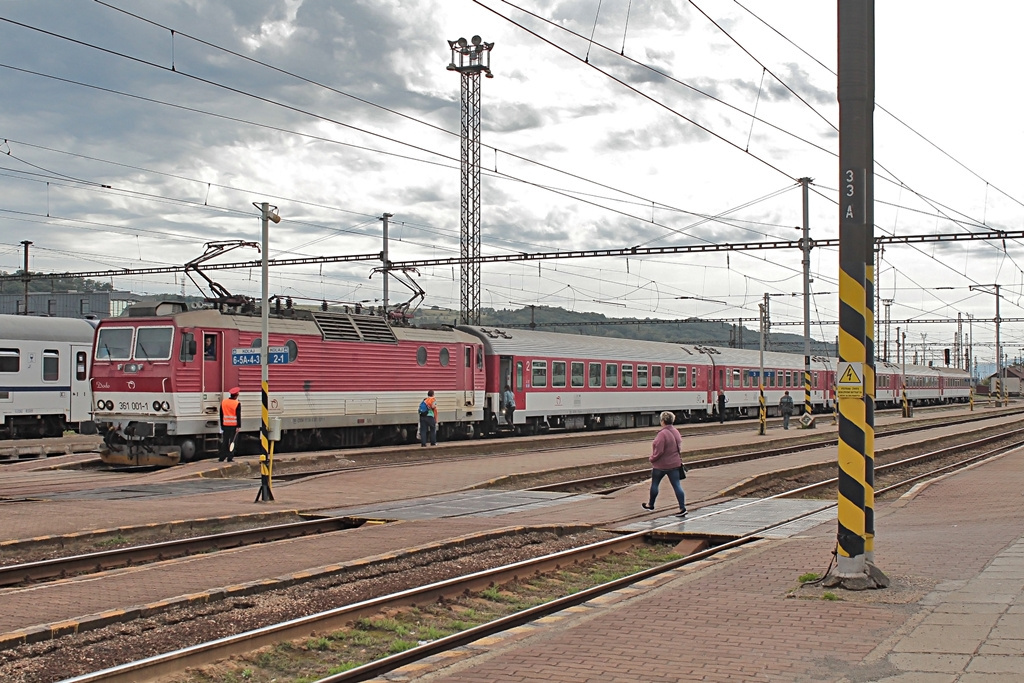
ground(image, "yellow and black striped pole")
xmin=969 ymin=386 xmax=974 ymax=411
xmin=864 ymin=255 xmax=876 ymax=564
xmin=803 ymin=369 xmax=813 ymax=427
xmin=824 ymin=0 xmax=887 ymax=590
xmin=759 ymin=382 xmax=766 ymax=435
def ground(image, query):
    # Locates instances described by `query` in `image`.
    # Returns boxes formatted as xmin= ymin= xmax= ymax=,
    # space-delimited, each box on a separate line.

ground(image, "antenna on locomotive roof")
xmin=184 ymin=240 xmax=260 ymax=309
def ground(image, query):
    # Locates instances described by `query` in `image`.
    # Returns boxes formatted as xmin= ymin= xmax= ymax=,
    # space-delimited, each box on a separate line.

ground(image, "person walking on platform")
xmin=779 ymin=390 xmax=794 ymax=430
xmin=502 ymin=383 xmax=516 ymax=427
xmin=641 ymin=411 xmax=687 ymax=517
xmin=419 ymin=390 xmax=437 ymax=447
xmin=717 ymin=389 xmax=727 ymax=423
xmin=219 ymin=387 xmax=241 ymax=462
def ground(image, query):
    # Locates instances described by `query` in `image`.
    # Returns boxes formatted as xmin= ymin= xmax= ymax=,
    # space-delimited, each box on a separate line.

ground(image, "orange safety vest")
xmin=221 ymin=397 xmax=240 ymax=427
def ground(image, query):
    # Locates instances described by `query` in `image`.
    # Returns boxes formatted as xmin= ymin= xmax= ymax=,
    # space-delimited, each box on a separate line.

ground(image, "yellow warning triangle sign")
xmin=840 ymin=365 xmax=861 ymax=384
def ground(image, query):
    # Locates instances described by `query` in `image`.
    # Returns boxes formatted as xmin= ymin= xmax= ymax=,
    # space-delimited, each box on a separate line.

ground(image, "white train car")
xmin=0 ymin=314 xmax=96 ymax=439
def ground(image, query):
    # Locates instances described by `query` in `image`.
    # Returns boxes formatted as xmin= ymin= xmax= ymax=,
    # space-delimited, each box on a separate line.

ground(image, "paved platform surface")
xmin=0 ymin=405 xmax=1019 ymax=677
xmin=377 ymin=445 xmax=1024 ymax=683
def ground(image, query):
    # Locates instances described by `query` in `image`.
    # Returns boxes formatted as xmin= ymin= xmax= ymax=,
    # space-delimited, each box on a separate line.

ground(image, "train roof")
xmin=102 ymin=305 xmax=479 ymax=345
xmin=0 ymin=314 xmax=97 ymax=343
xmin=457 ymin=325 xmax=826 ymax=367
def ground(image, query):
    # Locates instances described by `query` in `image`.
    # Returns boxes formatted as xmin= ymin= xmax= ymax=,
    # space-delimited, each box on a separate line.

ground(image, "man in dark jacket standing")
xmin=779 ymin=390 xmax=794 ymax=429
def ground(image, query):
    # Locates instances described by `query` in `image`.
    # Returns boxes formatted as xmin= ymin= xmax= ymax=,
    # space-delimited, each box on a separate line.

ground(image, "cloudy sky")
xmin=1 ymin=1 xmax=1022 ymax=368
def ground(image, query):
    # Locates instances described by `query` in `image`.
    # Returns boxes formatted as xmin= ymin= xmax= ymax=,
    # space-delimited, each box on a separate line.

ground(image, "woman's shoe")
xmin=675 ymin=510 xmax=688 ymax=518
xmin=641 ymin=503 xmax=654 ymax=511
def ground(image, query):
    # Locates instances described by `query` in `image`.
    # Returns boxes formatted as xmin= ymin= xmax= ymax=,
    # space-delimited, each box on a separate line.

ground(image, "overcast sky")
xmin=1 ymin=1 xmax=1022 ymax=367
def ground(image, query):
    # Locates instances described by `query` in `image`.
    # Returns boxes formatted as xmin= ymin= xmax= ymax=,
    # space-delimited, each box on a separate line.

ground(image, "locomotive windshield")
xmin=134 ymin=326 xmax=173 ymax=360
xmin=95 ymin=327 xmax=133 ymax=360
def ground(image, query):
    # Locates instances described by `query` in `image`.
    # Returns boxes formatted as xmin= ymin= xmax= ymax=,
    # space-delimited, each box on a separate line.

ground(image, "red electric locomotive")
xmin=93 ymin=300 xmax=484 ymax=466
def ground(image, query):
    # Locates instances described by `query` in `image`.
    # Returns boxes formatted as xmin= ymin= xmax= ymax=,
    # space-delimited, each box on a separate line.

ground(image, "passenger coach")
xmin=0 ymin=314 xmax=95 ymax=438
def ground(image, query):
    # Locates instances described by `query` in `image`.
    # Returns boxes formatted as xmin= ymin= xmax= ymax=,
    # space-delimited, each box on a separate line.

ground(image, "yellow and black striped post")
xmin=824 ymin=0 xmax=887 ymax=590
xmin=969 ymin=386 xmax=974 ymax=411
xmin=802 ymin=369 xmax=813 ymax=428
xmin=255 ymin=378 xmax=274 ymax=502
xmin=759 ymin=382 xmax=766 ymax=435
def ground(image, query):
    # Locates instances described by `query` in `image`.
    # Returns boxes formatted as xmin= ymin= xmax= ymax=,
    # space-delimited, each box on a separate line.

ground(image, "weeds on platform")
xmin=171 ymin=543 xmax=683 ymax=683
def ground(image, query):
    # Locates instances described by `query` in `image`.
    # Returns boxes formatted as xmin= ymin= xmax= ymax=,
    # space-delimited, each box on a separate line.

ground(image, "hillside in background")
xmin=411 ymin=305 xmax=835 ymax=355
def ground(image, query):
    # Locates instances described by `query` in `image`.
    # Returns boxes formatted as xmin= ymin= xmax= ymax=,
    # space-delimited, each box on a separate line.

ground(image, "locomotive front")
xmin=92 ymin=318 xmax=192 ymax=466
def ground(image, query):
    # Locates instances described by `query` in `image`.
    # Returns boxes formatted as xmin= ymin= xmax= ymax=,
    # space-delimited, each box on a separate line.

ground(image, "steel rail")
xmin=0 ymin=517 xmax=362 ymax=588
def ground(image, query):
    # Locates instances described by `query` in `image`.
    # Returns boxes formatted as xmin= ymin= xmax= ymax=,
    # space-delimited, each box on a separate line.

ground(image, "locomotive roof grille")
xmin=312 ymin=311 xmax=397 ymax=344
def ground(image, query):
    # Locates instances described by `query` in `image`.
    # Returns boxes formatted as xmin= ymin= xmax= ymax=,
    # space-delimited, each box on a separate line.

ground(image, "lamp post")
xmin=254 ymin=201 xmax=280 ymax=502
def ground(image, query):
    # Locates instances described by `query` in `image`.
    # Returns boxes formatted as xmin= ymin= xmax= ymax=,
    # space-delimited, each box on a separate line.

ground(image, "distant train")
xmin=0 ymin=314 xmax=96 ymax=439
xmin=83 ymin=299 xmax=971 ymax=466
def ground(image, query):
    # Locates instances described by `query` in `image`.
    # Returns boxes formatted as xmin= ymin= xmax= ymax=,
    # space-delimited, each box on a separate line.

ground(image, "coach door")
xmin=69 ymin=346 xmax=91 ymax=423
xmin=201 ymin=331 xmax=224 ymax=414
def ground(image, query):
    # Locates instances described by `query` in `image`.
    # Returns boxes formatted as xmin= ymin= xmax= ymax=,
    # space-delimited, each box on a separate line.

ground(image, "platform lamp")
xmin=254 ymin=201 xmax=280 ymax=502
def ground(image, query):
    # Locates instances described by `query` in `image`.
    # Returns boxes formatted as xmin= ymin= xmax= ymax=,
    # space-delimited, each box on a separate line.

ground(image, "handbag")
xmin=678 ymin=463 xmax=687 ymax=479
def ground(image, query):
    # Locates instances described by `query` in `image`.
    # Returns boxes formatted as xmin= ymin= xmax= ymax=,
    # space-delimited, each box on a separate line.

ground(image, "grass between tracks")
xmin=171 ymin=543 xmax=684 ymax=683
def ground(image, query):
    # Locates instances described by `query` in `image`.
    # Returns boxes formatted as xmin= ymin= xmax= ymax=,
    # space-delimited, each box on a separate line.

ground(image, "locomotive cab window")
xmin=180 ymin=332 xmax=197 ymax=362
xmin=690 ymin=366 xmax=698 ymax=388
xmin=0 ymin=348 xmax=18 ymax=373
xmin=95 ymin=327 xmax=133 ymax=361
xmin=135 ymin=326 xmax=173 ymax=361
xmin=203 ymin=334 xmax=217 ymax=360
xmin=552 ymin=361 xmax=566 ymax=388
xmin=43 ymin=350 xmax=59 ymax=382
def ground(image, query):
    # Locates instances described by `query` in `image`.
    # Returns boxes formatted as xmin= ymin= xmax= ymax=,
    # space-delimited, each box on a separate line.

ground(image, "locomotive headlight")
xmin=153 ymin=401 xmax=162 ymax=411
xmin=105 ymin=400 xmax=115 ymax=410
xmin=161 ymin=401 xmax=170 ymax=411
xmin=97 ymin=399 xmax=105 ymax=410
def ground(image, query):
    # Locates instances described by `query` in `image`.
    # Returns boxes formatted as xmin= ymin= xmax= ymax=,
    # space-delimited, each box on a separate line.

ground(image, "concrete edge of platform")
xmin=0 ymin=522 xmax=594 ymax=651
xmin=0 ymin=510 xmax=304 ymax=552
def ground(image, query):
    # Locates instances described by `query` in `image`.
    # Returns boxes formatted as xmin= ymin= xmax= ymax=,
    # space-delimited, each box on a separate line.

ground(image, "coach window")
xmin=813 ymin=371 xmax=819 ymax=388
xmin=606 ymin=363 xmax=618 ymax=388
xmin=417 ymin=346 xmax=427 ymax=366
xmin=42 ymin=350 xmax=60 ymax=382
xmin=652 ymin=365 xmax=662 ymax=388
xmin=637 ymin=364 xmax=648 ymax=388
xmin=135 ymin=326 xmax=173 ymax=361
xmin=552 ymin=361 xmax=567 ymax=388
xmin=665 ymin=366 xmax=675 ymax=388
xmin=48 ymin=299 xmax=56 ymax=316
xmin=516 ymin=361 xmax=524 ymax=391
xmin=732 ymin=368 xmax=741 ymax=388
xmin=532 ymin=360 xmax=548 ymax=388
xmin=440 ymin=348 xmax=450 ymax=367
xmin=0 ymin=348 xmax=20 ymax=373
xmin=742 ymin=370 xmax=750 ymax=388
xmin=76 ymin=351 xmax=87 ymax=381
xmin=622 ymin=364 xmax=634 ymax=388
xmin=690 ymin=366 xmax=697 ymax=388
xmin=571 ymin=362 xmax=585 ymax=388
xmin=589 ymin=362 xmax=601 ymax=388
xmin=95 ymin=327 xmax=133 ymax=361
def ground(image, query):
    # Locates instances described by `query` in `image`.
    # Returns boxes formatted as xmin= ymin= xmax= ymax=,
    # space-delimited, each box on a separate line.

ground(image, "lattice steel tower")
xmin=447 ymin=35 xmax=493 ymax=325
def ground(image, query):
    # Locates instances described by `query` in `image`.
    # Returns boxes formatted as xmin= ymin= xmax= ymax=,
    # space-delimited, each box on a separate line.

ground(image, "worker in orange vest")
xmin=219 ymin=387 xmax=241 ymax=462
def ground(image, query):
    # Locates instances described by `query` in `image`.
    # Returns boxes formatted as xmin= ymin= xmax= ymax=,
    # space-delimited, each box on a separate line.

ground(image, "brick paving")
xmin=379 ymin=445 xmax=1024 ymax=683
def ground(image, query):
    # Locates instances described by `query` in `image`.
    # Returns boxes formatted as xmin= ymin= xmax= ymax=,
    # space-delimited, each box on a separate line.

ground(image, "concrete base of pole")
xmin=823 ymin=561 xmax=890 ymax=590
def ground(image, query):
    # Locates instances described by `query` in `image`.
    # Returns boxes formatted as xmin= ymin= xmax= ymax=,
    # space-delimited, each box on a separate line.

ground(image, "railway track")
xmin=51 ymin=425 xmax=1024 ymax=683
xmin=5 ymin=409 xmax=1021 ymax=585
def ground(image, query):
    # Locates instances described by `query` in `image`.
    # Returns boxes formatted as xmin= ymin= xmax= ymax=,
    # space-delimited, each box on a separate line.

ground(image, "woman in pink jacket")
xmin=642 ymin=411 xmax=687 ymax=517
